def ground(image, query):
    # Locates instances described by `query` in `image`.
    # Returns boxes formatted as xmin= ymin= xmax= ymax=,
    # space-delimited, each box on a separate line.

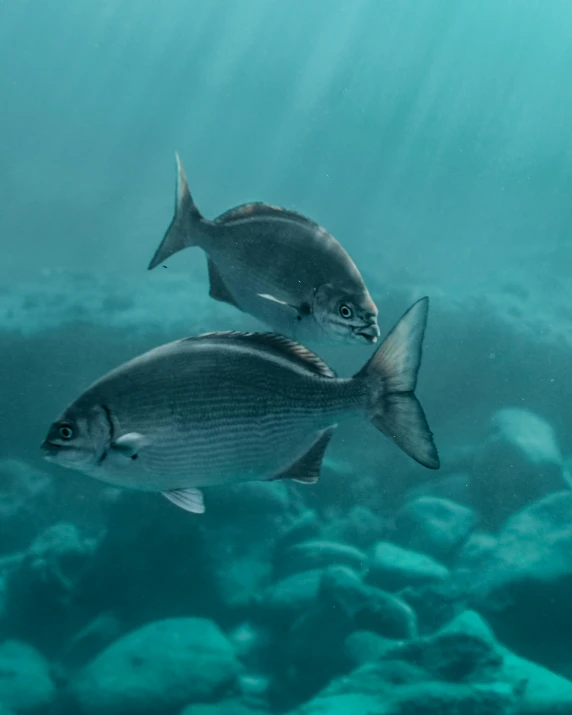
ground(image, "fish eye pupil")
xmin=339 ymin=304 xmax=352 ymax=319
xmin=59 ymin=425 xmax=73 ymax=440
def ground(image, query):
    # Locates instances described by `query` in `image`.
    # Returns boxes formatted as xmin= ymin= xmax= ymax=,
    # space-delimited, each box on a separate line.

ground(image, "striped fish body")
xmin=202 ymin=207 xmax=365 ymax=338
xmin=70 ymin=334 xmax=365 ymax=492
xmin=148 ymin=156 xmax=380 ymax=345
xmin=43 ymin=300 xmax=440 ymax=514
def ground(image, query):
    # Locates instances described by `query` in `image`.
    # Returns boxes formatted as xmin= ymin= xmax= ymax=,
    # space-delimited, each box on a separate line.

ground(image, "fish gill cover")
xmin=1 ymin=0 xmax=572 ymax=714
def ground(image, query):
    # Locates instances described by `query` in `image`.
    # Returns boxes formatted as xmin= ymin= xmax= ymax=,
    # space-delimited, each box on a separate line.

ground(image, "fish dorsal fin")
xmin=272 ymin=427 xmax=336 ymax=484
xmin=190 ymin=331 xmax=336 ymax=378
xmin=215 ymin=203 xmax=322 ymax=231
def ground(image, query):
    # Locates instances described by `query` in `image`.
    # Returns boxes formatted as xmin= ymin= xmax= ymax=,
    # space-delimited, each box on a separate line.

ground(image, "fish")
xmin=147 ymin=154 xmax=380 ymax=345
xmin=41 ymin=298 xmax=439 ymax=514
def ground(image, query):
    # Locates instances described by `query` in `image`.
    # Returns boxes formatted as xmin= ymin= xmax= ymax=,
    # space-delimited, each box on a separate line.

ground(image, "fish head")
xmin=313 ymin=283 xmax=380 ymax=344
xmin=41 ymin=403 xmax=111 ymax=472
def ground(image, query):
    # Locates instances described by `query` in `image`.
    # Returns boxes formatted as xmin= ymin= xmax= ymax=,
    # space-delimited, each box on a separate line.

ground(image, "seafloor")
xmin=1 ymin=264 xmax=571 ymax=714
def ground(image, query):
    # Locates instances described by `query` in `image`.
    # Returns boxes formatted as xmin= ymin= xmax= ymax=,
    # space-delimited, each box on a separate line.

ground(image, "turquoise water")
xmin=1 ymin=1 xmax=572 ymax=713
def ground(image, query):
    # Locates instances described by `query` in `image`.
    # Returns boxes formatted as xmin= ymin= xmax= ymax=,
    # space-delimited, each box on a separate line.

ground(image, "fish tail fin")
xmin=148 ymin=153 xmax=208 ymax=270
xmin=355 ymin=297 xmax=440 ymax=469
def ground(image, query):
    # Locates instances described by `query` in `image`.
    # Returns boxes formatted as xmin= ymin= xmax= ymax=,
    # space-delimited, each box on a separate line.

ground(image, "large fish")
xmin=148 ymin=155 xmax=380 ymax=344
xmin=41 ymin=298 xmax=439 ymax=514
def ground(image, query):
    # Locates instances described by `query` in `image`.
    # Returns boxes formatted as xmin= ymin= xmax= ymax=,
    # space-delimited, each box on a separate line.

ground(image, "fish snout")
xmin=355 ymin=322 xmax=380 ymax=344
xmin=40 ymin=440 xmax=60 ymax=460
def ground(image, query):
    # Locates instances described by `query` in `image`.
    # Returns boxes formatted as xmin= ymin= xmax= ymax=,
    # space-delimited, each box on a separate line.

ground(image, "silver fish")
xmin=41 ymin=298 xmax=438 ymax=514
xmin=148 ymin=154 xmax=380 ymax=345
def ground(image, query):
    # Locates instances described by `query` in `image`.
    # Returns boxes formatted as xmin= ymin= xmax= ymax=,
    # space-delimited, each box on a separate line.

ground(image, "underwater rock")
xmin=404 ymin=471 xmax=474 ymax=509
xmin=457 ymin=532 xmax=498 ymax=571
xmin=388 ymin=681 xmax=515 ymax=714
xmin=228 ymin=622 xmax=272 ymax=671
xmin=367 ymin=541 xmax=450 ymax=592
xmin=275 ymin=566 xmax=417 ymax=704
xmin=274 ymin=540 xmax=367 ymax=580
xmin=68 ymin=618 xmax=241 ymax=715
xmin=352 ymin=587 xmax=417 ymax=641
xmin=400 ymin=578 xmax=469 ymax=635
xmin=470 ymin=408 xmax=569 ymax=531
xmin=0 ymin=640 xmax=56 ymax=713
xmin=321 ymin=505 xmax=387 ymax=550
xmin=392 ymin=497 xmax=477 ymax=564
xmin=388 ymin=610 xmax=502 ymax=684
xmin=2 ymin=523 xmax=98 ymax=654
xmin=273 ymin=511 xmax=323 ymax=557
xmin=205 ymin=481 xmax=291 ymax=518
xmin=472 ymin=490 xmax=572 ymax=675
xmin=289 ymin=609 xmax=572 ymax=714
xmin=343 ymin=630 xmax=404 ymax=669
xmin=257 ymin=569 xmax=324 ymax=623
xmin=181 ymin=703 xmax=270 ymax=715
xmin=76 ymin=491 xmax=221 ymax=626
xmin=286 ymin=657 xmax=430 ymax=714
xmin=60 ymin=611 xmax=124 ymax=670
xmin=0 ymin=459 xmax=55 ymax=556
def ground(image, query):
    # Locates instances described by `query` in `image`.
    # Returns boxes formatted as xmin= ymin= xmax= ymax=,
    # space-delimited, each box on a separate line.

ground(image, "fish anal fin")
xmin=163 ymin=488 xmax=205 ymax=514
xmin=207 ymin=259 xmax=239 ymax=308
xmin=273 ymin=427 xmax=336 ymax=484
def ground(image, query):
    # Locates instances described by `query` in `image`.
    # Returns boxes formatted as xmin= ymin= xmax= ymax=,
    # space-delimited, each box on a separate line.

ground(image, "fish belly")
xmin=118 ymin=416 xmax=326 ymax=491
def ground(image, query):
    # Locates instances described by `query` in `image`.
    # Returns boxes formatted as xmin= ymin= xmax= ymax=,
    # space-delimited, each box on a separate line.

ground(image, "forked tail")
xmin=148 ymin=153 xmax=209 ymax=270
xmin=355 ymin=297 xmax=440 ymax=469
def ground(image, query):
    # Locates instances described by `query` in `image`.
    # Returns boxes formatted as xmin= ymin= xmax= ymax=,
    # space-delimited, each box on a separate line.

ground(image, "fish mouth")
xmin=40 ymin=440 xmax=61 ymax=460
xmin=354 ymin=323 xmax=380 ymax=343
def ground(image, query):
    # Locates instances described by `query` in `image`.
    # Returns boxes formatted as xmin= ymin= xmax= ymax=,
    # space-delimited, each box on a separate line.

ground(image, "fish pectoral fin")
xmin=207 ymin=259 xmax=240 ymax=308
xmin=163 ymin=488 xmax=205 ymax=514
xmin=257 ymin=293 xmax=300 ymax=312
xmin=272 ymin=426 xmax=336 ymax=484
xmin=111 ymin=432 xmax=151 ymax=459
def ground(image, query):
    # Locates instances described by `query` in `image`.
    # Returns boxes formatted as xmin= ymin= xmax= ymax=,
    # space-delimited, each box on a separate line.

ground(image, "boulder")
xmin=400 ymin=578 xmax=469 ymax=634
xmin=470 ymin=408 xmax=569 ymax=530
xmin=343 ymin=631 xmax=404 ymax=669
xmin=472 ymin=491 xmax=572 ymax=675
xmin=288 ymin=609 xmax=572 ymax=714
xmin=68 ymin=618 xmax=241 ymax=715
xmin=393 ymin=497 xmax=476 ymax=563
xmin=0 ymin=640 xmax=56 ymax=713
xmin=2 ymin=524 xmax=98 ymax=654
xmin=0 ymin=459 xmax=54 ymax=556
xmin=257 ymin=569 xmax=323 ymax=623
xmin=274 ymin=540 xmax=367 ymax=580
xmin=367 ymin=542 xmax=449 ymax=592
xmin=181 ymin=703 xmax=269 ymax=715
xmin=389 ymin=681 xmax=515 ymax=714
xmin=60 ymin=612 xmax=124 ymax=669
xmin=457 ymin=533 xmax=498 ymax=571
xmin=276 ymin=567 xmax=416 ymax=702
xmin=353 ymin=589 xmax=417 ymax=641
xmin=321 ymin=506 xmax=387 ymax=550
xmin=273 ymin=511 xmax=322 ymax=557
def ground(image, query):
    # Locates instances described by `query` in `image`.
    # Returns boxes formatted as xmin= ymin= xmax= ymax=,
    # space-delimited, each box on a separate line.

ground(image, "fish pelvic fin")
xmin=355 ymin=297 xmax=440 ymax=470
xmin=163 ymin=487 xmax=205 ymax=514
xmin=148 ymin=153 xmax=209 ymax=270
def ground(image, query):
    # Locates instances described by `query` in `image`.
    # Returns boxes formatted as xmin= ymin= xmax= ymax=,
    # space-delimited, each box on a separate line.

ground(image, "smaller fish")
xmin=41 ymin=298 xmax=439 ymax=514
xmin=148 ymin=154 xmax=380 ymax=344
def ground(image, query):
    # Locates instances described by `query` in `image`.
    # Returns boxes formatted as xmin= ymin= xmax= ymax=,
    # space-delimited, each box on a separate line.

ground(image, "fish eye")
xmin=339 ymin=303 xmax=353 ymax=319
xmin=59 ymin=424 xmax=74 ymax=440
